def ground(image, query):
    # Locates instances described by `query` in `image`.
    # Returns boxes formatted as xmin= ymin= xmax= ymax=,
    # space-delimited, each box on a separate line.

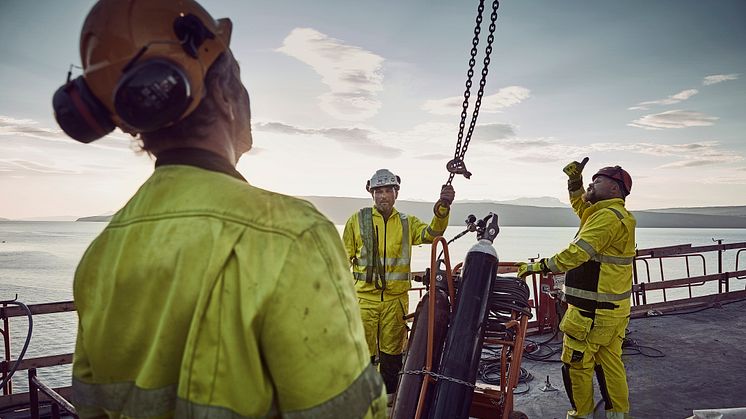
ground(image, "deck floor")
xmin=503 ymin=298 xmax=746 ymax=419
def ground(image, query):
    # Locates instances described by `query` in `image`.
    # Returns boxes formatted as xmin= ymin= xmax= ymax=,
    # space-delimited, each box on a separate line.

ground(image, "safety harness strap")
xmin=358 ymin=208 xmax=375 ymax=284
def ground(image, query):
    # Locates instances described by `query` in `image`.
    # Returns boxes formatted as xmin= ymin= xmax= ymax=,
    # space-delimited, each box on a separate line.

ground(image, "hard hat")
xmin=53 ymin=0 xmax=232 ymax=142
xmin=366 ymin=169 xmax=401 ymax=192
xmin=592 ymin=166 xmax=632 ymax=196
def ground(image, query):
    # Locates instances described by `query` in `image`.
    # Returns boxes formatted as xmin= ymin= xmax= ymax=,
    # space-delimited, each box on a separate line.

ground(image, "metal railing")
xmin=1 ymin=301 xmax=77 ymax=416
xmin=631 ymin=240 xmax=746 ymax=316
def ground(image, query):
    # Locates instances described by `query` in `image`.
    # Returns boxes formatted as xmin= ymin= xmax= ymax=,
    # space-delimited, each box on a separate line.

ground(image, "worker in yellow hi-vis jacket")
xmin=517 ymin=159 xmax=636 ymax=419
xmin=343 ymin=169 xmax=454 ymax=404
xmin=61 ymin=0 xmax=386 ymax=417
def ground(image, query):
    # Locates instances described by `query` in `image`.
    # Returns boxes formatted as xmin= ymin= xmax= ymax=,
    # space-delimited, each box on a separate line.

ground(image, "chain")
xmin=400 ymin=369 xmax=476 ymax=388
xmin=447 ymin=0 xmax=500 ymax=186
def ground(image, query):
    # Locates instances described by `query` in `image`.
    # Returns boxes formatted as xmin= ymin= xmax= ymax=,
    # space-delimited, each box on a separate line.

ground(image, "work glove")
xmin=563 ymin=157 xmax=589 ymax=193
xmin=515 ymin=259 xmax=549 ymax=278
xmin=433 ymin=184 xmax=455 ymax=217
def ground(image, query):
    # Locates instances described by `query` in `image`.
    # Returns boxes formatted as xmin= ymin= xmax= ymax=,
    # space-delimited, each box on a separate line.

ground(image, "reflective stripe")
xmin=607 ymin=207 xmax=624 ymax=220
xmin=75 ymin=365 xmax=382 ymax=419
xmin=574 ymin=238 xmax=597 ymax=258
xmin=423 ymin=226 xmax=444 ymax=241
xmin=175 ymin=398 xmax=275 ymax=419
xmin=73 ymin=378 xmax=177 ymax=417
xmin=353 ymin=210 xmax=412 ymax=275
xmin=591 ymin=254 xmax=634 ymax=265
xmin=563 ymin=285 xmax=632 ymax=302
xmin=284 ymin=363 xmax=383 ymax=419
xmin=353 ymin=271 xmax=410 ymax=281
xmin=569 ymin=188 xmax=584 ymax=198
xmin=546 ymin=257 xmax=560 ymax=273
xmin=356 ymin=257 xmax=409 ymax=267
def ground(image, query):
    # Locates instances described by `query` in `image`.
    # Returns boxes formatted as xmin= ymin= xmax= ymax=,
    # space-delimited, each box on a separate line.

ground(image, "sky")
xmin=1 ymin=0 xmax=745 ymax=219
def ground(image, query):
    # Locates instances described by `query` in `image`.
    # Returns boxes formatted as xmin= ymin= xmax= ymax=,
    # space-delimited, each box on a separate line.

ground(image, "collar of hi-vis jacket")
xmin=155 ymin=147 xmax=247 ymax=182
xmin=580 ymin=197 xmax=627 ymax=226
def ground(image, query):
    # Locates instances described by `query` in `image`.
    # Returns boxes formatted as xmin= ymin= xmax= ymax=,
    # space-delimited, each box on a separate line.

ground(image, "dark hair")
xmin=139 ymin=51 xmax=247 ymax=151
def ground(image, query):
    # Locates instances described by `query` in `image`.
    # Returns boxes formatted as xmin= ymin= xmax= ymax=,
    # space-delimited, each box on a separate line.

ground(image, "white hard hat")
xmin=366 ymin=169 xmax=401 ymax=192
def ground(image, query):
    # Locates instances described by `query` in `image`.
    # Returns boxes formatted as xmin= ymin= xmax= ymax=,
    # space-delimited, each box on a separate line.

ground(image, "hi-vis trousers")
xmin=358 ymin=294 xmax=408 ymax=394
xmin=560 ymin=309 xmax=630 ymax=419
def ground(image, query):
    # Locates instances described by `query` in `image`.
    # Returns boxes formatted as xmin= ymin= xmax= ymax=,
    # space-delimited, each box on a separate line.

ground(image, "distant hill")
xmin=74 ymin=198 xmax=746 ymax=228
xmin=0 ymin=217 xmax=9 ymax=221
xmin=77 ymin=215 xmax=114 ymax=222
xmin=644 ymin=206 xmax=746 ymax=218
xmin=301 ymin=196 xmax=746 ymax=229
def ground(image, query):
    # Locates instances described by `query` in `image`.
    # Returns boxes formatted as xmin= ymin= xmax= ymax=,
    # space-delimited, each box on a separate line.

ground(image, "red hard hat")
xmin=592 ymin=166 xmax=632 ymax=196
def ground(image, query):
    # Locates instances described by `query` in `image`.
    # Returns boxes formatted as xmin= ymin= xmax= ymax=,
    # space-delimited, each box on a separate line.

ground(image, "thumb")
xmin=579 ymin=156 xmax=589 ymax=171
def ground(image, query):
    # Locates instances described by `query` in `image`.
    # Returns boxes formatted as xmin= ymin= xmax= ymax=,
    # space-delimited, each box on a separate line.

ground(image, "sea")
xmin=1 ymin=220 xmax=745 ymax=392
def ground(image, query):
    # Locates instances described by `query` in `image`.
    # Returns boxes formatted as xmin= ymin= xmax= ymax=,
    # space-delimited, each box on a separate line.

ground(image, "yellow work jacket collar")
xmin=581 ymin=198 xmax=627 ymax=225
xmin=371 ymin=206 xmax=399 ymax=222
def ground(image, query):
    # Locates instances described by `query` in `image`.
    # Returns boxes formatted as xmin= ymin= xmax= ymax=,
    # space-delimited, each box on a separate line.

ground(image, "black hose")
xmin=0 ymin=296 xmax=33 ymax=390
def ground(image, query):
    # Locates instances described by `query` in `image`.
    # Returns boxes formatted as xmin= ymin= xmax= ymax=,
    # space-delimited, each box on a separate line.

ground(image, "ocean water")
xmin=1 ymin=221 xmax=745 ymax=392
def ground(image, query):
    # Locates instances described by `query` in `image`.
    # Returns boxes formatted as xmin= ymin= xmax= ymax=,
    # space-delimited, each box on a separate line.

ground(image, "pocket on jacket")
xmin=559 ymin=309 xmax=593 ymax=341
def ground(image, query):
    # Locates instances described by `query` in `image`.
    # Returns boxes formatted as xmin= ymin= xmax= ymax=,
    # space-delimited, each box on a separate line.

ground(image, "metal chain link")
xmin=400 ymin=369 xmax=477 ymax=388
xmin=447 ymin=0 xmax=500 ymax=186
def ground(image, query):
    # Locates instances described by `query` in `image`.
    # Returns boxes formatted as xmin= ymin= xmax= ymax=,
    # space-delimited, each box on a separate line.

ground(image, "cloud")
xmin=628 ymin=110 xmax=718 ymax=130
xmin=0 ymin=159 xmax=81 ymax=175
xmin=627 ymin=89 xmax=699 ymax=111
xmin=702 ymin=73 xmax=740 ymax=86
xmin=276 ymin=28 xmax=384 ymax=121
xmin=589 ymin=141 xmax=742 ymax=168
xmin=253 ymin=121 xmax=401 ymax=157
xmin=470 ymin=123 xmax=516 ymax=142
xmin=422 ymin=86 xmax=530 ymax=116
xmin=0 ymin=115 xmax=133 ymax=151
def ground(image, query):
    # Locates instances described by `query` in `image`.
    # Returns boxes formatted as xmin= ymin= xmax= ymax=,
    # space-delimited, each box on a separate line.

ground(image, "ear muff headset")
xmin=52 ymin=74 xmax=116 ymax=143
xmin=53 ymin=5 xmax=230 ymax=143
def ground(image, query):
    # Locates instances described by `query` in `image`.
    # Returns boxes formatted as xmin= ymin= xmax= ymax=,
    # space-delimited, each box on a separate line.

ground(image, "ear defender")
xmin=52 ymin=13 xmax=219 ymax=143
xmin=113 ymin=14 xmax=215 ymax=133
xmin=52 ymin=76 xmax=116 ymax=143
xmin=113 ymin=58 xmax=193 ymax=132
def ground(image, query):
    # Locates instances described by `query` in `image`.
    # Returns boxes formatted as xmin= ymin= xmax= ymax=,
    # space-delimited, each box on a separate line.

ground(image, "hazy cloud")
xmin=628 ymin=89 xmax=699 ymax=111
xmin=589 ymin=141 xmax=742 ymax=168
xmin=0 ymin=115 xmax=133 ymax=151
xmin=415 ymin=153 xmax=452 ymax=160
xmin=628 ymin=110 xmax=718 ymax=130
xmin=0 ymin=159 xmax=80 ymax=175
xmin=422 ymin=86 xmax=530 ymax=116
xmin=276 ymin=28 xmax=384 ymax=121
xmin=702 ymin=73 xmax=740 ymax=86
xmin=0 ymin=115 xmax=65 ymax=141
xmin=254 ymin=121 xmax=401 ymax=157
xmin=471 ymin=123 xmax=516 ymax=142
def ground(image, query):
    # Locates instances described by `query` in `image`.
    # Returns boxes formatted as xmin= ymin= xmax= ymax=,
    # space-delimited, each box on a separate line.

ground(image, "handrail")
xmin=29 ymin=368 xmax=77 ymax=419
xmin=631 ymin=240 xmax=746 ymax=316
xmin=1 ymin=301 xmax=77 ymax=413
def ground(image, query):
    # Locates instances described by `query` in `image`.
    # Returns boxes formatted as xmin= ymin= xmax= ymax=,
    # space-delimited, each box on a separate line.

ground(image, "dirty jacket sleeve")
xmin=409 ymin=211 xmax=450 ymax=246
xmin=342 ymin=213 xmax=359 ymax=266
xmin=262 ymin=221 xmax=386 ymax=416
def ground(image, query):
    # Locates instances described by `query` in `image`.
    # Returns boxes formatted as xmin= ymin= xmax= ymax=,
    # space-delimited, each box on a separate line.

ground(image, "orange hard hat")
xmin=79 ymin=0 xmax=232 ymax=131
xmin=592 ymin=166 xmax=632 ymax=196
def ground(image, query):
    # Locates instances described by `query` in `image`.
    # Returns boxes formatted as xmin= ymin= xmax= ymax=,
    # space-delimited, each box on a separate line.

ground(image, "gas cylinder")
xmin=391 ymin=285 xmax=450 ymax=419
xmin=428 ymin=238 xmax=498 ymax=419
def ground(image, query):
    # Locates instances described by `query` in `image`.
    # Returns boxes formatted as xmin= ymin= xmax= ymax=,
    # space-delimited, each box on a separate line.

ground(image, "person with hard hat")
xmin=516 ymin=158 xmax=636 ymax=419
xmin=58 ymin=1 xmax=386 ymax=417
xmin=342 ymin=169 xmax=455 ymax=403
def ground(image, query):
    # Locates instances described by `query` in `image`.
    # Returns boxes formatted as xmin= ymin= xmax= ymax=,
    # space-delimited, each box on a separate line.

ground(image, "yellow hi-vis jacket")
xmin=545 ymin=190 xmax=637 ymax=317
xmin=72 ymin=163 xmax=386 ymax=418
xmin=342 ymin=206 xmax=449 ymax=301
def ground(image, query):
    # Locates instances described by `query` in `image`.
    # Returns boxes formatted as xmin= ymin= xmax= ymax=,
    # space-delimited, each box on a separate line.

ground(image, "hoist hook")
xmin=446 ymin=158 xmax=472 ymax=179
